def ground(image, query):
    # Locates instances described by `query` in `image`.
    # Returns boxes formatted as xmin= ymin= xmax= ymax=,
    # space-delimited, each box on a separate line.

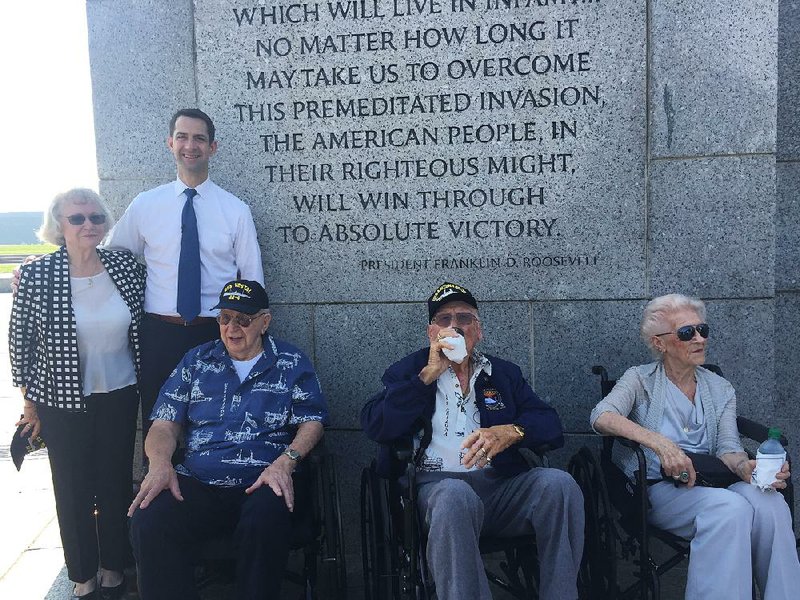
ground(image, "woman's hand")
xmin=652 ymin=435 xmax=696 ymax=487
xmin=733 ymin=458 xmax=756 ymax=483
xmin=772 ymin=461 xmax=791 ymax=490
xmin=16 ymin=400 xmax=41 ymax=439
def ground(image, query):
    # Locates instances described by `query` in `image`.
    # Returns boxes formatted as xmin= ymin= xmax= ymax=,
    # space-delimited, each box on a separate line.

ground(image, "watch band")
xmin=512 ymin=424 xmax=525 ymax=439
xmin=283 ymin=448 xmax=302 ymax=462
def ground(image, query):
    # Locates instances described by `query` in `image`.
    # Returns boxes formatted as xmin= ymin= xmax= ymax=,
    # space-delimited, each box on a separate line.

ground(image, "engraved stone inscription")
xmin=195 ymin=0 xmax=645 ymax=301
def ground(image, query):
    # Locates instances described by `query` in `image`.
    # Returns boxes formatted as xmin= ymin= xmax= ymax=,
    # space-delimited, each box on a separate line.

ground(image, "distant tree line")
xmin=0 ymin=212 xmax=42 ymax=244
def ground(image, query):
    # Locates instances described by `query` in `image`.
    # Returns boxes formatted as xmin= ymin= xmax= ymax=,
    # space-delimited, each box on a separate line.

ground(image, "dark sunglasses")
xmin=655 ymin=323 xmax=710 ymax=342
xmin=431 ymin=312 xmax=479 ymax=328
xmin=216 ymin=312 xmax=264 ymax=328
xmin=66 ymin=214 xmax=107 ymax=226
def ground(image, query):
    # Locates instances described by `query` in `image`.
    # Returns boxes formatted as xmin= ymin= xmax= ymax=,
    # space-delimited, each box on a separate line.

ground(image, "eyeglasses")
xmin=654 ymin=323 xmax=710 ymax=342
xmin=65 ymin=214 xmax=106 ymax=226
xmin=431 ymin=312 xmax=479 ymax=328
xmin=216 ymin=312 xmax=264 ymax=328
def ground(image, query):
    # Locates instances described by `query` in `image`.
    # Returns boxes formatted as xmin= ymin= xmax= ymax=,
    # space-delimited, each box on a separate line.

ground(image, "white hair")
xmin=37 ymin=188 xmax=114 ymax=246
xmin=640 ymin=293 xmax=706 ymax=353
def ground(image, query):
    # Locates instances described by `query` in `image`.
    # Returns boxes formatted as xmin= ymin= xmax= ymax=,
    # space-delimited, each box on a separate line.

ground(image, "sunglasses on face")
xmin=655 ymin=323 xmax=710 ymax=342
xmin=431 ymin=312 xmax=479 ymax=328
xmin=216 ymin=312 xmax=263 ymax=328
xmin=65 ymin=214 xmax=107 ymax=226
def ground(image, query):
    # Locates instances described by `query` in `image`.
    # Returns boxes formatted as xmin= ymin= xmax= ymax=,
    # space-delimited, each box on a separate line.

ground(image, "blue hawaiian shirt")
xmin=151 ymin=335 xmax=328 ymax=487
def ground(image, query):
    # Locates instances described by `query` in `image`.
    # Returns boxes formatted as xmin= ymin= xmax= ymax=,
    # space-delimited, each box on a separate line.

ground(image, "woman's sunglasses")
xmin=655 ymin=323 xmax=710 ymax=342
xmin=66 ymin=214 xmax=107 ymax=226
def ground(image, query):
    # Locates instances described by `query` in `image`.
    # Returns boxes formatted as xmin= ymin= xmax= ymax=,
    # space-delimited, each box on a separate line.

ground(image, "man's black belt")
xmin=147 ymin=313 xmax=216 ymax=326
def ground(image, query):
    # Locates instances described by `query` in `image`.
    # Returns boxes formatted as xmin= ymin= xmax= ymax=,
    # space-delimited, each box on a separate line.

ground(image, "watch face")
xmin=285 ymin=449 xmax=301 ymax=461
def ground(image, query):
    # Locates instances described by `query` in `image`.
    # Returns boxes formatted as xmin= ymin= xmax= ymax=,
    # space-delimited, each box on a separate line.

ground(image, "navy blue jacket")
xmin=361 ymin=348 xmax=564 ymax=478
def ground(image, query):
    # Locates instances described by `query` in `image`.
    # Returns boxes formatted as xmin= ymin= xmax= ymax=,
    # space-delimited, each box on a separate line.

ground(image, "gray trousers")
xmin=648 ymin=481 xmax=800 ymax=600
xmin=416 ymin=467 xmax=584 ymax=600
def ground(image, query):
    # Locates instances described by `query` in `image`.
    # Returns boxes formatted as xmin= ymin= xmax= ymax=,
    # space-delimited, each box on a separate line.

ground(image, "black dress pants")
xmin=37 ymin=385 xmax=139 ymax=583
xmin=139 ymin=315 xmax=218 ymax=438
xmin=130 ymin=473 xmax=309 ymax=600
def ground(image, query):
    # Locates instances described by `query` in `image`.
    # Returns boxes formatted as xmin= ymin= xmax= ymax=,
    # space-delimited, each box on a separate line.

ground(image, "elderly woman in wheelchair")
xmin=589 ymin=293 xmax=800 ymax=600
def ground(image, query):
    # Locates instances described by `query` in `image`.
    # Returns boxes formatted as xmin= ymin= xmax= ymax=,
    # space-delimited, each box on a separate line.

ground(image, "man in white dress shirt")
xmin=106 ymin=108 xmax=264 ymax=435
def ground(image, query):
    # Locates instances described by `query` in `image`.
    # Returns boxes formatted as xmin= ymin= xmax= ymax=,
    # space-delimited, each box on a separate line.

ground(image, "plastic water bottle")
xmin=752 ymin=428 xmax=786 ymax=491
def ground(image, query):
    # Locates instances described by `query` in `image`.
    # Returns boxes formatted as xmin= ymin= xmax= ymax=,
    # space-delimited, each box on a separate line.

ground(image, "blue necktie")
xmin=177 ymin=188 xmax=200 ymax=322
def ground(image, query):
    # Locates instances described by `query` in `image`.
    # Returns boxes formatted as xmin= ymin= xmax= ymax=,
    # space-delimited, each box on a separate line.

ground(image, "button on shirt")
xmin=106 ymin=178 xmax=264 ymax=316
xmin=151 ymin=335 xmax=328 ymax=487
xmin=418 ymin=352 xmax=492 ymax=473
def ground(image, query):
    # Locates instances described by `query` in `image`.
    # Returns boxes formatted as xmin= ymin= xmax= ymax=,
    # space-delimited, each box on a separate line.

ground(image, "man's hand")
xmin=10 ymin=256 xmax=38 ymax=296
xmin=460 ymin=425 xmax=521 ymax=469
xmin=245 ymin=456 xmax=296 ymax=511
xmin=128 ymin=462 xmax=182 ymax=516
xmin=418 ymin=325 xmax=459 ymax=385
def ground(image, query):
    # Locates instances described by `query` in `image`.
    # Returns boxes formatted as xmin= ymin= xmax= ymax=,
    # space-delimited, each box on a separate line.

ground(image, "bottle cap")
xmin=768 ymin=427 xmax=782 ymax=440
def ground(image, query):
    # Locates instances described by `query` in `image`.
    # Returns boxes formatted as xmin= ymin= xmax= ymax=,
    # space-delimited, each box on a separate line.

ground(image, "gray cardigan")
xmin=589 ymin=361 xmax=744 ymax=480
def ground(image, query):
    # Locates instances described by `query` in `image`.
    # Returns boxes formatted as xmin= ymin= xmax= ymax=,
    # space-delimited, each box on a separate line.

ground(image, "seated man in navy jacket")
xmin=361 ymin=282 xmax=584 ymax=600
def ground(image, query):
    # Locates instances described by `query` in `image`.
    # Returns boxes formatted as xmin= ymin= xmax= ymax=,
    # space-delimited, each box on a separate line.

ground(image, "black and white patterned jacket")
xmin=9 ymin=247 xmax=146 ymax=411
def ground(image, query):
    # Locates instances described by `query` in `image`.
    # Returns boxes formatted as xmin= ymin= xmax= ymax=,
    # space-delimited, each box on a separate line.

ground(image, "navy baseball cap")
xmin=212 ymin=280 xmax=269 ymax=315
xmin=427 ymin=282 xmax=478 ymax=322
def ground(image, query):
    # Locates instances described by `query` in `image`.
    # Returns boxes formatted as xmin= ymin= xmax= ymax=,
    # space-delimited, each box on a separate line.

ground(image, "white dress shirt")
xmin=106 ymin=178 xmax=264 ymax=316
xmin=417 ymin=354 xmax=492 ymax=473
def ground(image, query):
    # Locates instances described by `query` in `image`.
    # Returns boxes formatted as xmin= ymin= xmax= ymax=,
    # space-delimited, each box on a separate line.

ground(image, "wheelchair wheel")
xmin=568 ymin=447 xmax=617 ymax=600
xmin=319 ymin=453 xmax=347 ymax=598
xmin=361 ymin=465 xmax=398 ymax=600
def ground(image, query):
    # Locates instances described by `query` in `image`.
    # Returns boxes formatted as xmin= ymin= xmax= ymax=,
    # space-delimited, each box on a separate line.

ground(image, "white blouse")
xmin=71 ymin=270 xmax=136 ymax=396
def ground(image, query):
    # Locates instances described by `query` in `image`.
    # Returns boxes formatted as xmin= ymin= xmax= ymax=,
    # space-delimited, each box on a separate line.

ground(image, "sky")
xmin=0 ymin=1 xmax=98 ymax=213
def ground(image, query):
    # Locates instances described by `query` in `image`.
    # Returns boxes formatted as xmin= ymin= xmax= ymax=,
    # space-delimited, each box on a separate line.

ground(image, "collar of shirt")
xmin=207 ymin=334 xmax=277 ymax=376
xmin=436 ymin=350 xmax=493 ymax=393
xmin=173 ymin=177 xmax=212 ymax=199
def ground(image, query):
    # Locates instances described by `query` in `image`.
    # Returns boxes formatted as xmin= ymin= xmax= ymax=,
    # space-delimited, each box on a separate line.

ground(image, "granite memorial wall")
xmin=87 ymin=0 xmax=798 ymax=577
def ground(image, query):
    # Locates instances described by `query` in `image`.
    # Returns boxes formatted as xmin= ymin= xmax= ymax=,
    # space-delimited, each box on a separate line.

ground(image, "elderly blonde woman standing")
xmin=590 ymin=293 xmax=799 ymax=600
xmin=10 ymin=189 xmax=145 ymax=600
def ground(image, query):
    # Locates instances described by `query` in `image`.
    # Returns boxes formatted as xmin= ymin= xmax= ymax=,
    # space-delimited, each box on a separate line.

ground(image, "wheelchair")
xmin=568 ymin=364 xmax=795 ymax=600
xmin=193 ymin=446 xmax=348 ymax=599
xmin=360 ymin=437 xmax=549 ymax=600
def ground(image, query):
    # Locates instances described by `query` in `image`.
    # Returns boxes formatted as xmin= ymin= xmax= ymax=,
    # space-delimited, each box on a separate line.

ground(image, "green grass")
xmin=0 ymin=244 xmax=57 ymax=255
xmin=0 ymin=264 xmax=15 ymax=273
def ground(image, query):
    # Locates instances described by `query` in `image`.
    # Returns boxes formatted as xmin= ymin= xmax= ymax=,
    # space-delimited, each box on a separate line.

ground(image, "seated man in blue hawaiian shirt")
xmin=129 ymin=279 xmax=328 ymax=600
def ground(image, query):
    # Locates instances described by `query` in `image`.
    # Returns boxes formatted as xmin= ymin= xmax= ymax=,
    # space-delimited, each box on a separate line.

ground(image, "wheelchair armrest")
xmin=737 ymin=416 xmax=789 ymax=446
xmin=592 ymin=365 xmax=609 ymax=381
xmin=532 ymin=442 xmax=556 ymax=456
xmin=614 ymin=436 xmax=642 ymax=450
xmin=390 ymin=438 xmax=415 ymax=463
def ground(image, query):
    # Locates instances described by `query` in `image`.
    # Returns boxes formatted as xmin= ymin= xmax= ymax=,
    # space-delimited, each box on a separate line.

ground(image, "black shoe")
xmin=99 ymin=573 xmax=127 ymax=600
xmin=72 ymin=589 xmax=98 ymax=600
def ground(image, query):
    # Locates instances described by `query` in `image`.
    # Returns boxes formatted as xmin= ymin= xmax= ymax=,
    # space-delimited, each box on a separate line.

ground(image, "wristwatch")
xmin=512 ymin=424 xmax=526 ymax=439
xmin=283 ymin=448 xmax=302 ymax=462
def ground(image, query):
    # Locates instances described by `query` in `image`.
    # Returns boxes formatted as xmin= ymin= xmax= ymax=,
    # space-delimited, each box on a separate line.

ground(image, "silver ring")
xmin=479 ymin=448 xmax=487 ymax=457
xmin=679 ymin=471 xmax=690 ymax=483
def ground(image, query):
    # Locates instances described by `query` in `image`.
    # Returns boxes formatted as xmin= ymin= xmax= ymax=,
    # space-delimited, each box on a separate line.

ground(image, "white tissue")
xmin=441 ymin=335 xmax=468 ymax=364
xmin=751 ymin=451 xmax=786 ymax=491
